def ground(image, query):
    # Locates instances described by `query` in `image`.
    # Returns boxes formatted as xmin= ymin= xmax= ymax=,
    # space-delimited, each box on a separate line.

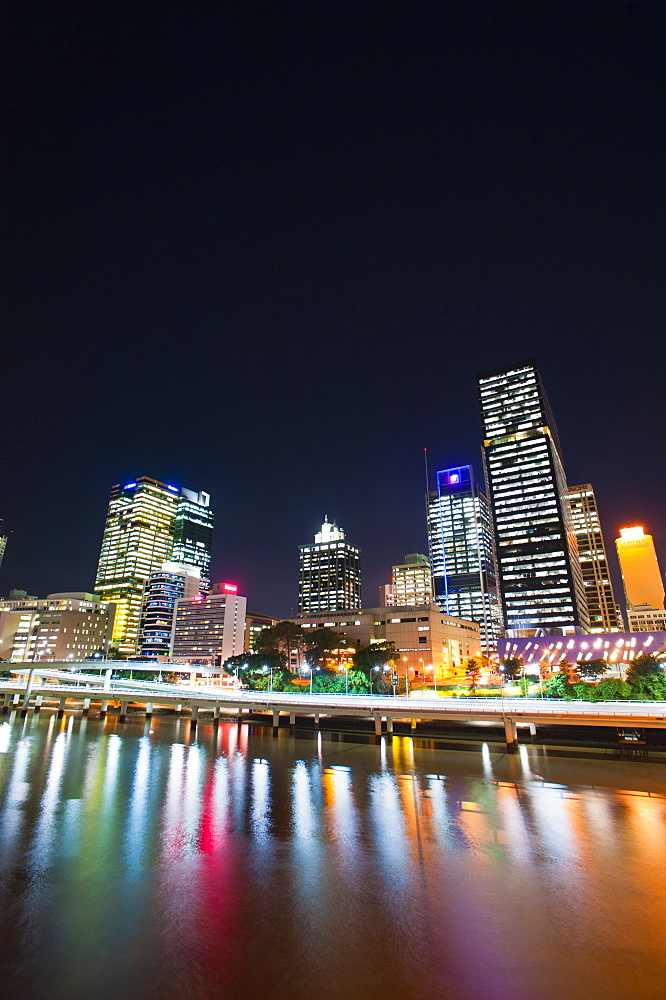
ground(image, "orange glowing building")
xmin=615 ymin=526 xmax=665 ymax=611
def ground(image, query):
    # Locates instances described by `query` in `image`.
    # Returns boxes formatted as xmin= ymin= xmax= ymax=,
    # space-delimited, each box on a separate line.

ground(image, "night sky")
xmin=3 ymin=2 xmax=665 ymax=617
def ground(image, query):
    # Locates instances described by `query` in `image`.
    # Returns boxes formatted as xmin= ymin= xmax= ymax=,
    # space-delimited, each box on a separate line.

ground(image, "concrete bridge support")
xmin=57 ymin=698 xmax=66 ymax=718
xmin=175 ymin=704 xmax=182 ymax=715
xmin=529 ymin=723 xmax=537 ymax=738
xmin=190 ymin=705 xmax=199 ymax=729
xmin=313 ymin=714 xmax=320 ymax=727
xmin=289 ymin=712 xmax=295 ymax=726
xmin=119 ymin=701 xmax=129 ymax=723
xmin=272 ymin=710 xmax=280 ymax=730
xmin=1 ymin=693 xmax=9 ymax=714
xmin=82 ymin=698 xmax=91 ymax=714
xmin=504 ymin=719 xmax=518 ymax=750
xmin=213 ymin=707 xmax=220 ymax=725
xmin=145 ymin=703 xmax=153 ymax=718
xmin=100 ymin=700 xmax=109 ymax=717
xmin=34 ymin=695 xmax=43 ymax=712
xmin=386 ymin=717 xmax=393 ymax=734
xmin=374 ymin=716 xmax=382 ymax=736
xmin=21 ymin=668 xmax=36 ymax=715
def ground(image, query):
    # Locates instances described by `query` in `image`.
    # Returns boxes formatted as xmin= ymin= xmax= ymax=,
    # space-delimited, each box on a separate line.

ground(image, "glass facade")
xmin=139 ymin=563 xmax=201 ymax=657
xmin=94 ymin=477 xmax=213 ymax=655
xmin=567 ymin=484 xmax=622 ymax=632
xmin=478 ymin=361 xmax=589 ymax=636
xmin=299 ymin=517 xmax=361 ymax=614
xmin=172 ymin=488 xmax=214 ymax=594
xmin=427 ymin=465 xmax=503 ymax=652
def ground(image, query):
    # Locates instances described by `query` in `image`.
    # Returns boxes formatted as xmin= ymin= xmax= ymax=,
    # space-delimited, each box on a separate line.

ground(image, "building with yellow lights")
xmin=94 ymin=476 xmax=213 ymax=655
xmin=567 ymin=484 xmax=622 ymax=632
xmin=293 ymin=604 xmax=480 ymax=682
xmin=615 ymin=526 xmax=664 ymax=612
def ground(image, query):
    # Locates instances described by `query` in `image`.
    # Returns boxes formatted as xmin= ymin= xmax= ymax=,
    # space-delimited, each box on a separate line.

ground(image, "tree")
xmin=572 ymin=682 xmax=594 ymax=701
xmin=576 ymin=658 xmax=607 ymax=681
xmin=254 ymin=621 xmax=310 ymax=669
xmin=305 ymin=628 xmax=355 ymax=670
xmin=465 ymin=658 xmax=482 ymax=695
xmin=106 ymin=646 xmax=127 ymax=660
xmin=543 ymin=670 xmax=573 ymax=700
xmin=353 ymin=641 xmax=398 ymax=678
xmin=626 ymin=653 xmax=666 ymax=700
xmin=501 ymin=657 xmax=522 ymax=682
xmin=592 ymin=678 xmax=631 ymax=701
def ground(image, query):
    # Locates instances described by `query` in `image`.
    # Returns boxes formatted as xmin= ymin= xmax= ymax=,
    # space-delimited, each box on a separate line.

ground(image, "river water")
xmin=0 ymin=711 xmax=665 ymax=1000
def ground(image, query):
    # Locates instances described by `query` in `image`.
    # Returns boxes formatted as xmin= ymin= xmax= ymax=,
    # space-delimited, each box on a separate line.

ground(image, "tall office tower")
xmin=298 ymin=516 xmax=361 ymax=614
xmin=477 ymin=361 xmax=589 ymax=636
xmin=427 ymin=465 xmax=503 ymax=652
xmin=616 ymin=526 xmax=665 ymax=611
xmin=94 ymin=476 xmax=213 ymax=655
xmin=171 ymin=589 xmax=246 ymax=663
xmin=172 ymin=489 xmax=214 ymax=594
xmin=392 ymin=554 xmax=432 ymax=607
xmin=567 ymin=485 xmax=622 ymax=632
xmin=139 ymin=562 xmax=201 ymax=657
xmin=0 ymin=520 xmax=7 ymax=569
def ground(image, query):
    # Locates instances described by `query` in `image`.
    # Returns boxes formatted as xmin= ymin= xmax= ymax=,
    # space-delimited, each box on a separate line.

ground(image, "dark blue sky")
xmin=2 ymin=1 xmax=665 ymax=616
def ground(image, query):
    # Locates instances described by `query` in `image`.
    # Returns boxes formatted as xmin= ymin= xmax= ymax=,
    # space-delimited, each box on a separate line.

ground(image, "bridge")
xmin=2 ymin=662 xmax=666 ymax=748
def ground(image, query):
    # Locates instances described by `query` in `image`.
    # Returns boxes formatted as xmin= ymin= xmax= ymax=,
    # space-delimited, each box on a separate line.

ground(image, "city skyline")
xmin=3 ymin=4 xmax=664 ymax=618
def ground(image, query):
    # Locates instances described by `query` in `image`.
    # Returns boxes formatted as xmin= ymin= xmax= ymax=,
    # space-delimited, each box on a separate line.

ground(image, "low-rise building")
xmin=292 ymin=604 xmax=480 ymax=681
xmin=0 ymin=593 xmax=115 ymax=662
xmin=627 ymin=605 xmax=666 ymax=633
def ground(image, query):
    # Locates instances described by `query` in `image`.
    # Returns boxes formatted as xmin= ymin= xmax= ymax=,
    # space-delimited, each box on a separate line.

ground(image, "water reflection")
xmin=0 ymin=715 xmax=665 ymax=1000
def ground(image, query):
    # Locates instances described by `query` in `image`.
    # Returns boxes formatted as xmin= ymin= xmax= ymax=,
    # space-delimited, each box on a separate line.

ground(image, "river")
xmin=0 ymin=711 xmax=665 ymax=1000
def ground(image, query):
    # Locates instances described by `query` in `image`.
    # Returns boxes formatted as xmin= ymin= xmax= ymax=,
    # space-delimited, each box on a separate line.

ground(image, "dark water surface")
xmin=1 ymin=712 xmax=665 ymax=1000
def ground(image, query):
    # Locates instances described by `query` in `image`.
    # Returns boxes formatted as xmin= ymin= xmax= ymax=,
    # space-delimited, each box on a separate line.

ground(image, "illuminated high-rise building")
xmin=567 ymin=484 xmax=621 ymax=632
xmin=298 ymin=517 xmax=361 ymax=614
xmin=477 ymin=361 xmax=589 ymax=636
xmin=0 ymin=520 xmax=7 ymax=569
xmin=94 ymin=476 xmax=214 ymax=655
xmin=616 ymin=525 xmax=664 ymax=611
xmin=139 ymin=562 xmax=201 ymax=657
xmin=172 ymin=489 xmax=214 ymax=593
xmin=392 ymin=554 xmax=432 ymax=607
xmin=427 ymin=465 xmax=503 ymax=652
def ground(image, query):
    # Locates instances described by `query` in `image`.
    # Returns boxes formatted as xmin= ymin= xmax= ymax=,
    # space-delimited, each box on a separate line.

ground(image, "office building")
xmin=94 ymin=476 xmax=214 ymax=655
xmin=427 ymin=465 xmax=503 ymax=652
xmin=615 ymin=526 xmax=665 ymax=612
xmin=171 ymin=589 xmax=246 ymax=663
xmin=391 ymin=554 xmax=432 ymax=607
xmin=172 ymin=489 xmax=214 ymax=593
xmin=379 ymin=583 xmax=395 ymax=607
xmin=627 ymin=606 xmax=666 ymax=633
xmin=567 ymin=484 xmax=622 ymax=632
xmin=293 ymin=604 xmax=480 ymax=681
xmin=477 ymin=361 xmax=589 ymax=636
xmin=0 ymin=593 xmax=115 ymax=662
xmin=139 ymin=562 xmax=201 ymax=658
xmin=298 ymin=517 xmax=361 ymax=613
xmin=244 ymin=610 xmax=281 ymax=652
xmin=0 ymin=520 xmax=7 ymax=569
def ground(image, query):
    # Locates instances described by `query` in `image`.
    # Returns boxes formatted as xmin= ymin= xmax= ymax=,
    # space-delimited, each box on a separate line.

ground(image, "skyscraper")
xmin=0 ymin=520 xmax=7 ymax=569
xmin=139 ymin=562 xmax=201 ymax=657
xmin=298 ymin=517 xmax=361 ymax=614
xmin=94 ymin=476 xmax=213 ymax=655
xmin=477 ymin=361 xmax=589 ymax=636
xmin=567 ymin=484 xmax=621 ymax=632
xmin=172 ymin=488 xmax=214 ymax=593
xmin=616 ymin=526 xmax=665 ymax=611
xmin=427 ymin=464 xmax=503 ymax=652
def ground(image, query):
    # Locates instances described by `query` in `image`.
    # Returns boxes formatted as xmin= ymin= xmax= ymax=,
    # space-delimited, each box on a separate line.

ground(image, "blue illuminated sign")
xmin=124 ymin=483 xmax=137 ymax=489
xmin=167 ymin=485 xmax=179 ymax=492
